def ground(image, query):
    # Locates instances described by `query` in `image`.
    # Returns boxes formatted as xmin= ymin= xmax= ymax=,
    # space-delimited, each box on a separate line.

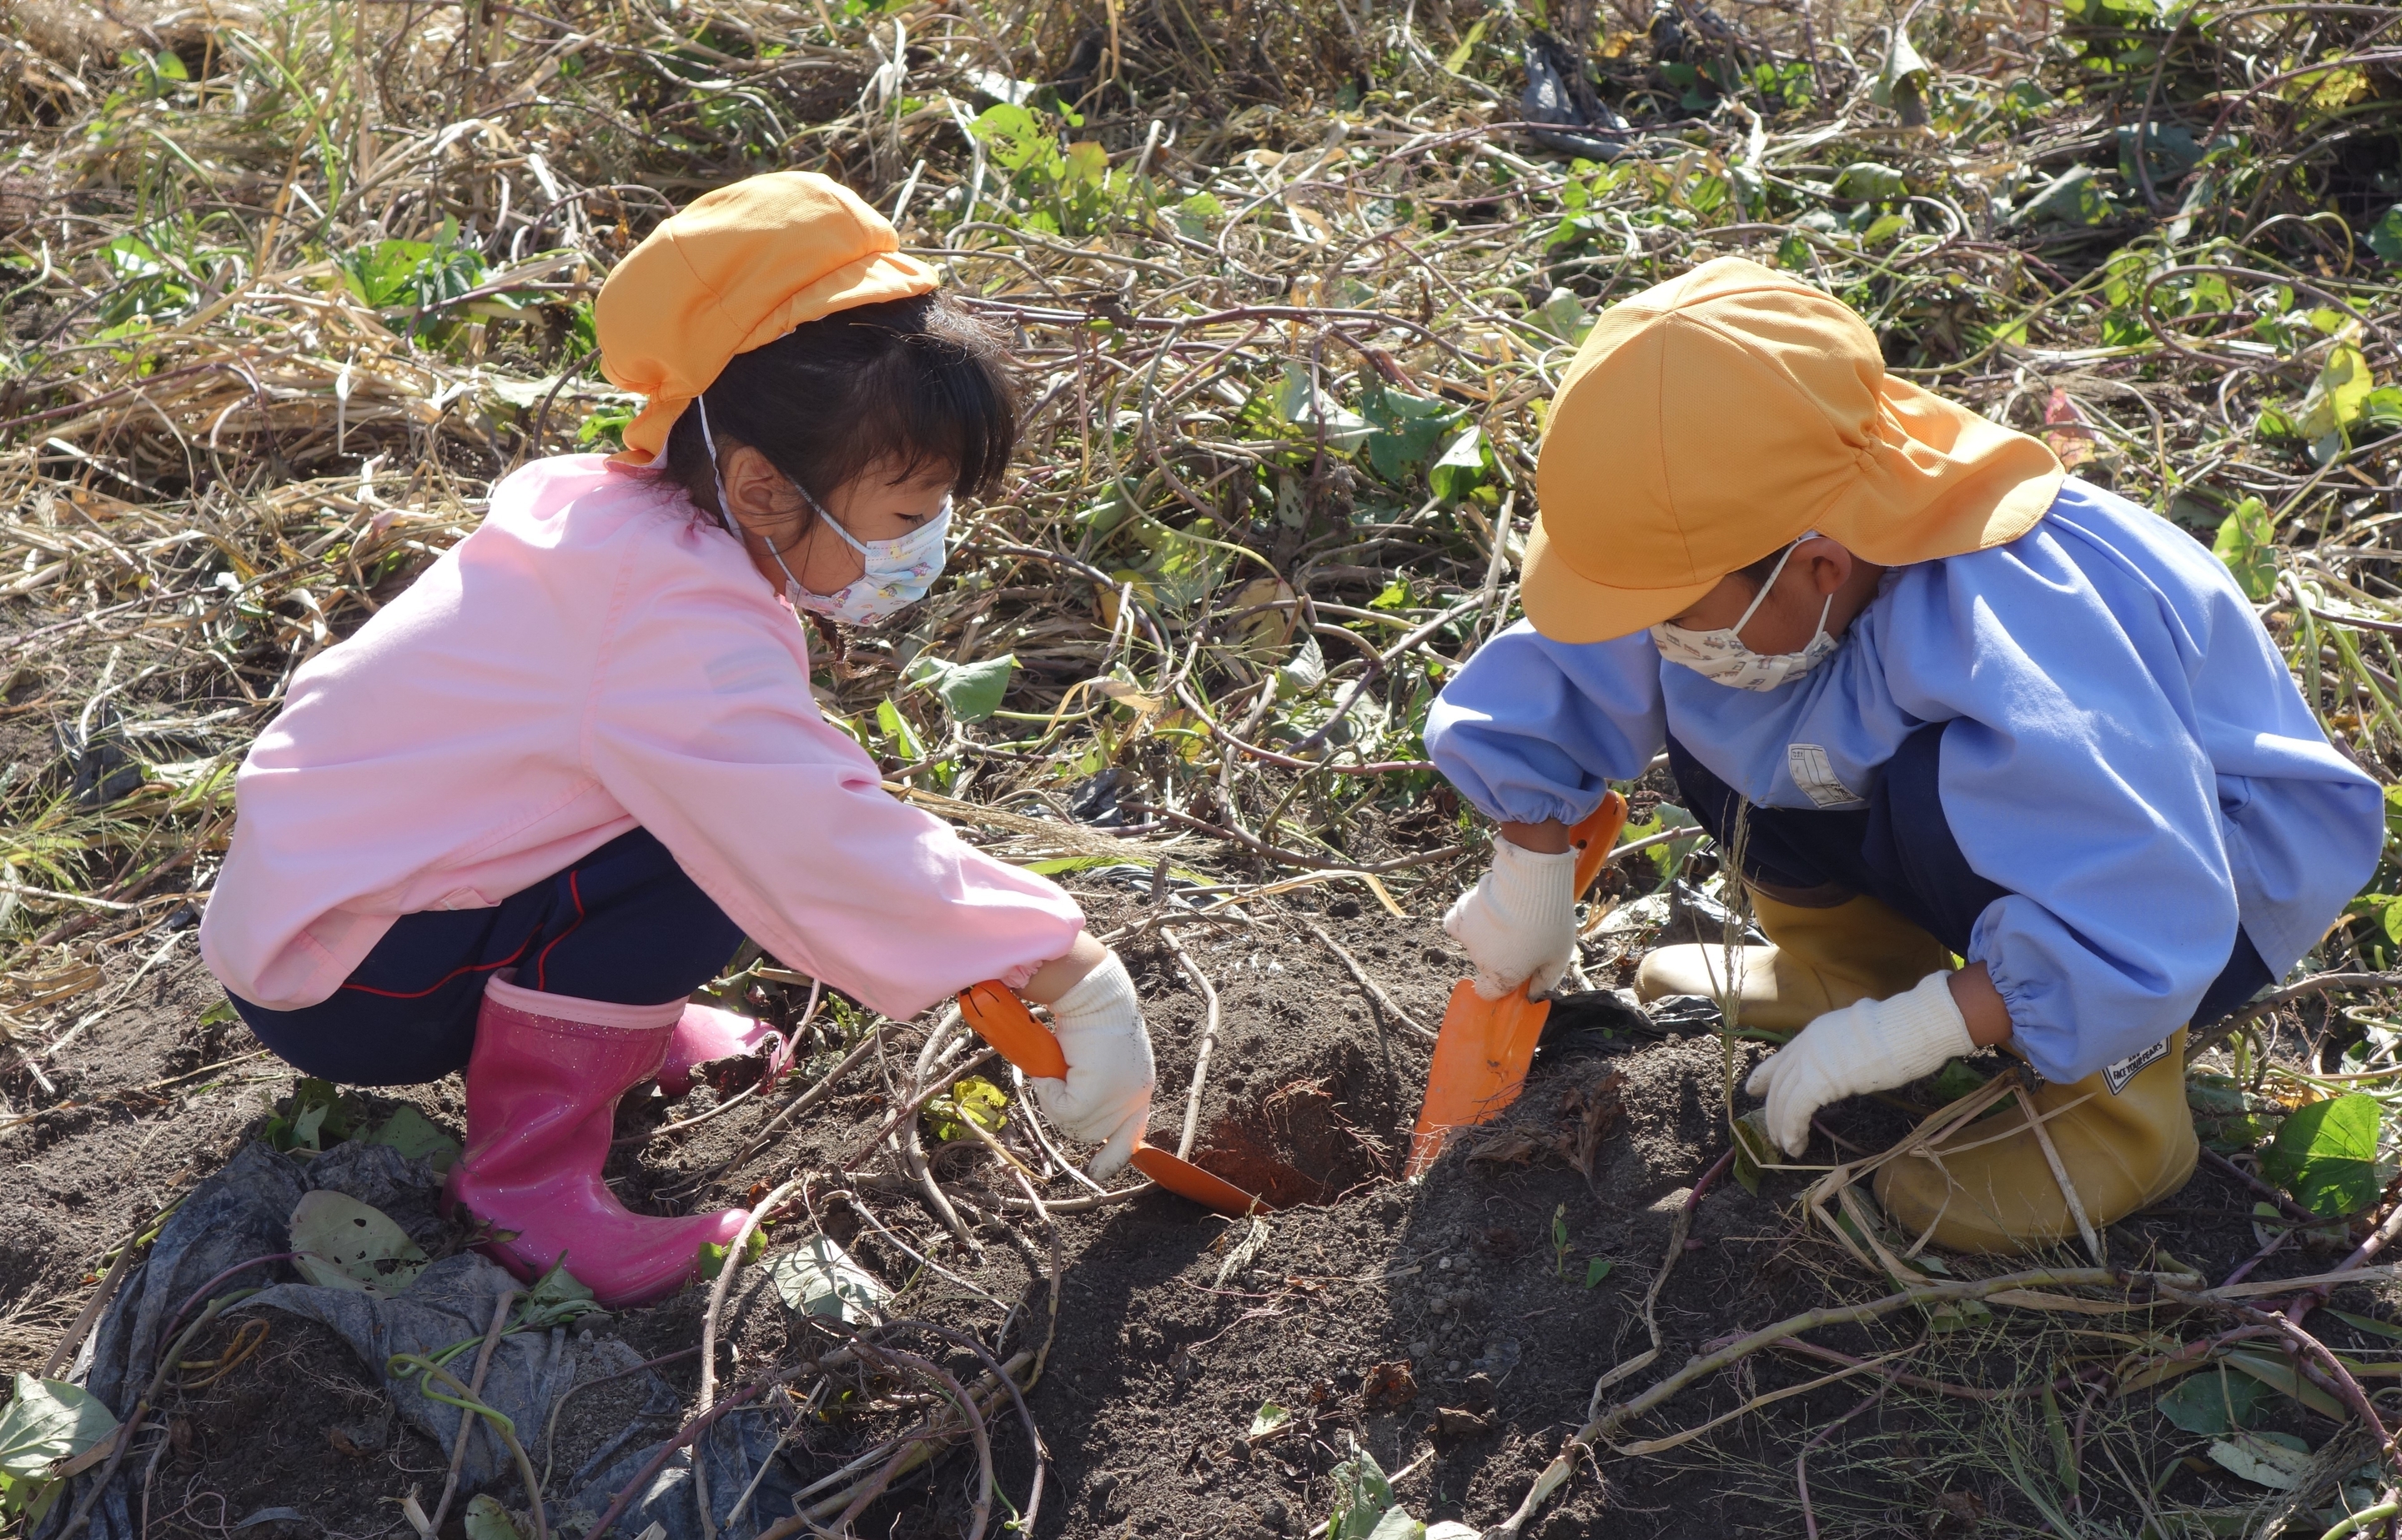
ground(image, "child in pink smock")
xmin=198 ymin=173 xmax=1155 ymax=1307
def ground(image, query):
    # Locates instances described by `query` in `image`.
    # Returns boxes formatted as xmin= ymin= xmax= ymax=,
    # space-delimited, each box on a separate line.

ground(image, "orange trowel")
xmin=1405 ymin=792 xmax=1630 ymax=1177
xmin=957 ymin=981 xmax=1268 ymax=1216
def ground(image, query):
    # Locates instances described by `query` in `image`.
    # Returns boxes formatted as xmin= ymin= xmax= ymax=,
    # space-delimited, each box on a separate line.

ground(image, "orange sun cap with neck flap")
xmin=1521 ymin=257 xmax=2065 ymax=644
xmin=595 ymin=171 xmax=939 ymax=467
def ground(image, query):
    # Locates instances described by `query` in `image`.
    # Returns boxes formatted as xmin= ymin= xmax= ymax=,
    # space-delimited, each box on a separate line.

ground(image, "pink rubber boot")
xmin=658 ymin=1004 xmax=790 ymax=1099
xmin=444 ymin=976 xmax=750 ymax=1307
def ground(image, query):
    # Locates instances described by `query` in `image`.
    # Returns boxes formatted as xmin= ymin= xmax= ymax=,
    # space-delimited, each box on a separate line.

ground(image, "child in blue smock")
xmin=1425 ymin=258 xmax=2380 ymax=1252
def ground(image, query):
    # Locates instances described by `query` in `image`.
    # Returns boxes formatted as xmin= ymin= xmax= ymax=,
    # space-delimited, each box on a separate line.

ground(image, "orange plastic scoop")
xmin=957 ymin=982 xmax=1268 ymax=1216
xmin=1405 ymin=792 xmax=1629 ymax=1178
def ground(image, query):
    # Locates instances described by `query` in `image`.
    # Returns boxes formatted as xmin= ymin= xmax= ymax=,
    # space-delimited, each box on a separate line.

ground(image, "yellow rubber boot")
xmin=1634 ymin=890 xmax=1956 ymax=1033
xmin=1873 ymin=1030 xmax=2197 ymax=1254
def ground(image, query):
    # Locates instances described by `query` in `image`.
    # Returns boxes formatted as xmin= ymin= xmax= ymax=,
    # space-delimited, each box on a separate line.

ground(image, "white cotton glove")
xmin=1032 ymin=951 xmax=1157 ymax=1180
xmin=1443 ymin=837 xmax=1579 ymax=1001
xmin=1746 ymin=971 xmax=1974 ymax=1156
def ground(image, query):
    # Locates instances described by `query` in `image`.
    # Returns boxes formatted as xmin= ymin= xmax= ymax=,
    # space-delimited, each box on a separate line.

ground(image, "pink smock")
xmin=199 ymin=454 xmax=1084 ymax=1016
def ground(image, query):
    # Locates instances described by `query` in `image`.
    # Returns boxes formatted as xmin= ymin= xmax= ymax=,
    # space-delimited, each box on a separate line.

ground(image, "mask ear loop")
xmin=1728 ymin=535 xmax=1807 ymax=636
xmin=1781 ymin=533 xmax=1838 ymax=651
xmin=793 ymin=481 xmax=957 ymax=561
xmin=694 ymin=397 xmax=850 ymax=660
xmin=696 ymin=397 xmax=821 ymax=594
xmin=789 ymin=479 xmax=876 ymax=558
xmin=693 ymin=397 xmax=741 ymax=541
xmin=1756 ymin=592 xmax=1838 ymax=690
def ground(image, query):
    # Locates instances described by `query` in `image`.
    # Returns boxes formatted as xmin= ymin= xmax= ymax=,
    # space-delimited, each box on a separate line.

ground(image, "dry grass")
xmin=8 ymin=0 xmax=2402 ymax=1531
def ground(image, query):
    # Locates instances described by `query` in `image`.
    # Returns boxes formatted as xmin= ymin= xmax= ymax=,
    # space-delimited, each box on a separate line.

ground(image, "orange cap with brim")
xmin=595 ymin=171 xmax=938 ymax=466
xmin=1523 ymin=257 xmax=2064 ymax=644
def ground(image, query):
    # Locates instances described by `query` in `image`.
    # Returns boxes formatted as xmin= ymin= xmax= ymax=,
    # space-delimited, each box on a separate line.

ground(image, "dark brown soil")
xmin=0 ymin=875 xmax=2364 ymax=1540
xmin=140 ymin=1313 xmax=453 ymax=1540
xmin=0 ymin=943 xmax=275 ymax=1373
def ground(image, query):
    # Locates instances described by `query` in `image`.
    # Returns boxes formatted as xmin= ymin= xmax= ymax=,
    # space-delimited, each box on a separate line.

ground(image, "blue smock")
xmin=1424 ymin=478 xmax=2384 ymax=1083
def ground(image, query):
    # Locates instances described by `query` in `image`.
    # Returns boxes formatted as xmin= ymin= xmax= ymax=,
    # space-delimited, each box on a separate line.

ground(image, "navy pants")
xmin=233 ymin=829 xmax=746 ymax=1086
xmin=1666 ymin=722 xmax=2270 ymax=1032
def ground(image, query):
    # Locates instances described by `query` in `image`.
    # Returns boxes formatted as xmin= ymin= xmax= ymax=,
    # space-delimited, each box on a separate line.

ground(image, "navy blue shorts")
xmin=1666 ymin=721 xmax=2269 ymax=1031
xmin=230 ymin=828 xmax=745 ymax=1086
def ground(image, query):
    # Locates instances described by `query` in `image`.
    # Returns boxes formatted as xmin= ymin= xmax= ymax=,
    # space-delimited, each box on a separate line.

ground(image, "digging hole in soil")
xmin=1188 ymin=1039 xmax=1405 ymax=1206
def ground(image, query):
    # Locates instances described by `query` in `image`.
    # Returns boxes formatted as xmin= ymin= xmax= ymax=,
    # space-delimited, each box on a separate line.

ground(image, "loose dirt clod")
xmin=1194 ymin=1065 xmax=1397 ymax=1208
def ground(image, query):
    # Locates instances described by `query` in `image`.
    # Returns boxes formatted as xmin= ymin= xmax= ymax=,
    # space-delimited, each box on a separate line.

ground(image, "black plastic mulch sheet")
xmin=45 ymin=1141 xmax=807 ymax=1540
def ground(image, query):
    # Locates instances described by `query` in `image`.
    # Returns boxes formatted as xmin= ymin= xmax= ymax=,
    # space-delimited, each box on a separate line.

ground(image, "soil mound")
xmin=1193 ymin=1042 xmax=1399 ymax=1208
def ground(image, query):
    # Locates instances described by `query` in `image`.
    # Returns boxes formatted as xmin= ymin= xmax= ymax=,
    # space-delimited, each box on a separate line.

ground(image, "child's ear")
xmin=1806 ymin=541 xmax=1855 ymax=595
xmin=721 ymin=446 xmax=784 ymax=527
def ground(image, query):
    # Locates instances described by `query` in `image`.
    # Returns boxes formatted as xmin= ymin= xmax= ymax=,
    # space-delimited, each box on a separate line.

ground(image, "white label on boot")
xmin=1787 ymin=744 xmax=1867 ymax=810
xmin=2102 ymin=1036 xmax=2173 ymax=1096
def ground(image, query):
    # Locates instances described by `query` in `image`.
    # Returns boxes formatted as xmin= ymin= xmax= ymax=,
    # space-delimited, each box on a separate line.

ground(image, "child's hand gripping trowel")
xmin=1405 ymin=792 xmax=1629 ymax=1178
xmin=957 ymin=982 xmax=1268 ymax=1216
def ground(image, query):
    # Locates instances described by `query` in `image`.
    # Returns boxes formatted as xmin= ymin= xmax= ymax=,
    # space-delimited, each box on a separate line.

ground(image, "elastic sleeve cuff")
xmin=1972 ymin=926 xmax=2080 ymax=1085
xmin=1493 ymin=790 xmax=1611 ymax=827
xmin=1439 ymin=777 xmax=1609 ymax=828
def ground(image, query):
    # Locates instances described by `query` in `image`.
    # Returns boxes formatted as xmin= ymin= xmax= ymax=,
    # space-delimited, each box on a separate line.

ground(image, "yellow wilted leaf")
xmin=1098 ymin=571 xmax=1156 ymax=630
xmin=63 ymin=487 xmax=142 ymax=521
xmin=1222 ymin=574 xmax=1296 ymax=660
xmin=927 ymin=1076 xmax=1009 ymax=1141
xmin=1090 ymin=676 xmax=1163 ymax=716
xmin=2294 ymin=65 xmax=2371 ymax=110
xmin=2298 ymin=331 xmax=2374 ymax=462
xmin=1064 ymin=141 xmax=1110 ymax=187
xmin=1286 ymin=201 xmax=1333 ymax=243
xmin=1443 ymin=13 xmax=1489 ymax=71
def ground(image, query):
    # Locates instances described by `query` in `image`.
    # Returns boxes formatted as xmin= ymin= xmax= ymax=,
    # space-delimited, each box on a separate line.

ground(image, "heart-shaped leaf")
xmin=462 ymin=1495 xmax=522 ymax=1540
xmin=364 ymin=1106 xmax=461 ymax=1171
xmin=0 ymin=1375 xmax=118 ymax=1480
xmin=903 ymin=654 xmax=1019 ymax=722
xmin=1329 ymin=1438 xmax=1395 ymax=1538
xmin=2212 ymin=497 xmax=2278 ymax=602
xmin=2369 ymin=206 xmax=2402 ymax=265
xmin=2260 ymin=1093 xmax=2384 ymax=1217
xmin=1869 ymin=22 xmax=1927 ymax=108
xmin=289 ymin=1191 xmax=429 ymax=1296
xmin=1428 ymin=426 xmax=1490 ymax=504
xmin=765 ymin=1233 xmax=891 ymax=1325
xmin=2158 ymin=1366 xmax=2265 ymax=1436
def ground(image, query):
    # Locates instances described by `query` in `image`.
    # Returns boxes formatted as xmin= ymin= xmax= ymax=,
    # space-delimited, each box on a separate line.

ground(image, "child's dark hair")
xmin=1732 ymin=539 xmax=1808 ymax=591
xmin=660 ymin=292 xmax=1018 ymax=516
xmin=1734 ymin=546 xmax=1789 ymax=587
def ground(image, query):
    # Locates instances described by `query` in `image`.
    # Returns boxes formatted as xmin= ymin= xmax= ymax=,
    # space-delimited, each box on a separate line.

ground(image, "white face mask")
xmin=1649 ymin=535 xmax=1841 ymax=692
xmin=695 ymin=399 xmax=952 ymax=627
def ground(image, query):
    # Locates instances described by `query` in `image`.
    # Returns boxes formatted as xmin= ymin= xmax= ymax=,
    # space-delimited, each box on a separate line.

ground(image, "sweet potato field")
xmin=7 ymin=0 xmax=2402 ymax=1534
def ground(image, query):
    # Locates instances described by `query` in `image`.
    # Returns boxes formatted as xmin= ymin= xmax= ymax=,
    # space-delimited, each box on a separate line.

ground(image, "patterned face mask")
xmin=1648 ymin=535 xmax=1841 ymax=692
xmin=695 ymin=399 xmax=951 ymax=627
